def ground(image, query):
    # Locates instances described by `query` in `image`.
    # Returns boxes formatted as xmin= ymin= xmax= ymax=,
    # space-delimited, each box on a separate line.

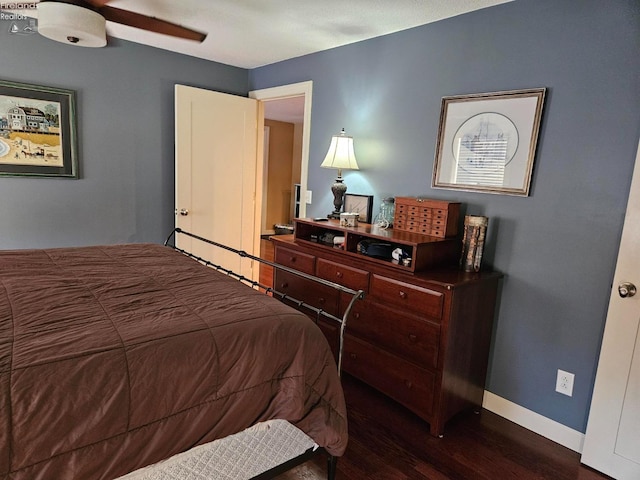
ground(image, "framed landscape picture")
xmin=0 ymin=80 xmax=78 ymax=178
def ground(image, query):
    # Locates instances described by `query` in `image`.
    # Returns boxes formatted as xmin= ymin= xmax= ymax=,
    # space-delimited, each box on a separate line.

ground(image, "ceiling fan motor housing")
xmin=37 ymin=1 xmax=107 ymax=47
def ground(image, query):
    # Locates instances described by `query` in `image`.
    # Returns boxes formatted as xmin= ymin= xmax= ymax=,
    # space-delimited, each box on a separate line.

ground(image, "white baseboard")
xmin=482 ymin=390 xmax=585 ymax=453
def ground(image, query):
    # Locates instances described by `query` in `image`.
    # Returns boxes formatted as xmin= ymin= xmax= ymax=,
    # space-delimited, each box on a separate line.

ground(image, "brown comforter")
xmin=0 ymin=244 xmax=347 ymax=480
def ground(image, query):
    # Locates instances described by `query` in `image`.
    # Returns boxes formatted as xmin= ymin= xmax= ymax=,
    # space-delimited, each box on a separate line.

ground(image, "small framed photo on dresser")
xmin=343 ymin=193 xmax=373 ymax=223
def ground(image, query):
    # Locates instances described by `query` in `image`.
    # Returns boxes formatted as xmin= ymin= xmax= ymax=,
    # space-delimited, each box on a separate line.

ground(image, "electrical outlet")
xmin=305 ymin=190 xmax=312 ymax=204
xmin=556 ymin=369 xmax=575 ymax=396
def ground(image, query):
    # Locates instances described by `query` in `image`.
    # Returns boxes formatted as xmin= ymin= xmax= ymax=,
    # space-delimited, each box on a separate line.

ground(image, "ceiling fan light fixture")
xmin=37 ymin=2 xmax=107 ymax=48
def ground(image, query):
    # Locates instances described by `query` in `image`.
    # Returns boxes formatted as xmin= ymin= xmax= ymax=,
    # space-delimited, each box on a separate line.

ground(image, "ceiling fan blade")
xmin=98 ymin=5 xmax=206 ymax=42
xmin=84 ymin=0 xmax=112 ymax=6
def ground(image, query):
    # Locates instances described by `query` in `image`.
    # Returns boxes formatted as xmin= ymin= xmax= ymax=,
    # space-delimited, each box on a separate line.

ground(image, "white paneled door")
xmin=175 ymin=85 xmax=262 ymax=281
xmin=582 ymin=139 xmax=640 ymax=479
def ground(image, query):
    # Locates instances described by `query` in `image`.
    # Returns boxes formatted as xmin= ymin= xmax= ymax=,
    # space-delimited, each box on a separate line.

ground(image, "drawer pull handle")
xmin=408 ymin=334 xmax=417 ymax=342
xmin=280 ymin=282 xmax=288 ymax=288
xmin=350 ymin=353 xmax=358 ymax=360
xmin=318 ymin=297 xmax=325 ymax=304
xmin=399 ymin=291 xmax=408 ymax=299
xmin=404 ymin=380 xmax=413 ymax=389
xmin=289 ymin=256 xmax=296 ymax=263
xmin=336 ymin=271 xmax=343 ymax=278
xmin=353 ymin=312 xmax=360 ymax=319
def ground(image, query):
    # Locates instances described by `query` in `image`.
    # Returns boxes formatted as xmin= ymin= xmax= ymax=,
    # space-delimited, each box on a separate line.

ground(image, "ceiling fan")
xmin=19 ymin=0 xmax=207 ymax=47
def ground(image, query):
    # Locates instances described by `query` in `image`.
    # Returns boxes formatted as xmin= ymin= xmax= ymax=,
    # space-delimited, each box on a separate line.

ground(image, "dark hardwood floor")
xmin=276 ymin=374 xmax=610 ymax=480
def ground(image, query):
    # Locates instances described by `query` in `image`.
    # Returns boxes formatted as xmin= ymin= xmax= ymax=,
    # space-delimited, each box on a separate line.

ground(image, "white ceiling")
xmin=8 ymin=0 xmax=512 ymax=123
xmin=14 ymin=0 xmax=512 ymax=69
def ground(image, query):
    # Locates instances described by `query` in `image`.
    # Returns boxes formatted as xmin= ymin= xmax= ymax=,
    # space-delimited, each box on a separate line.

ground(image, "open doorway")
xmin=249 ymin=81 xmax=312 ymax=236
xmin=262 ymin=96 xmax=305 ymax=235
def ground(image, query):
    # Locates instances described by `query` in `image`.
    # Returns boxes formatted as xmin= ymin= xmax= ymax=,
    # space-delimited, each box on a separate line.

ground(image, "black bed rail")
xmin=164 ymin=228 xmax=364 ymax=376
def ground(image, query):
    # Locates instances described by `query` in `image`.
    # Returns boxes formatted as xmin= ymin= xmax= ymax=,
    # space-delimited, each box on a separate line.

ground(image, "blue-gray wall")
xmin=0 ymin=30 xmax=247 ymax=248
xmin=249 ymin=0 xmax=640 ymax=432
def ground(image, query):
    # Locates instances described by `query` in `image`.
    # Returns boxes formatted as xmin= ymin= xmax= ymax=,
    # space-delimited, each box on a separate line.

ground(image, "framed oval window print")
xmin=432 ymin=88 xmax=546 ymax=196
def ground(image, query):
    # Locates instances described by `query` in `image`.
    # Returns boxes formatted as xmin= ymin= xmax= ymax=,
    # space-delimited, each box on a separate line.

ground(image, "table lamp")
xmin=320 ymin=128 xmax=359 ymax=218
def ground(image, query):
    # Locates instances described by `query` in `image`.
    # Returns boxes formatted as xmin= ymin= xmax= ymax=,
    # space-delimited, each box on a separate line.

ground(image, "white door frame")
xmin=249 ymin=81 xmax=312 ymax=220
xmin=582 ymin=138 xmax=640 ymax=478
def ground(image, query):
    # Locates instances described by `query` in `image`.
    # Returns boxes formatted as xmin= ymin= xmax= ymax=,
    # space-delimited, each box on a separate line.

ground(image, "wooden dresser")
xmin=272 ymin=218 xmax=502 ymax=437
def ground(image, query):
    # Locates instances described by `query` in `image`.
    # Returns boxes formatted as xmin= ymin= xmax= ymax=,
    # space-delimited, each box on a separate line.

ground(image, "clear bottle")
xmin=375 ymin=197 xmax=395 ymax=229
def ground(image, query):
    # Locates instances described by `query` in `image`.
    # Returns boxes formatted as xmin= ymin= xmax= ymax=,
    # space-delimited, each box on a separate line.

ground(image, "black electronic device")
xmin=319 ymin=232 xmax=337 ymax=246
xmin=357 ymin=240 xmax=395 ymax=260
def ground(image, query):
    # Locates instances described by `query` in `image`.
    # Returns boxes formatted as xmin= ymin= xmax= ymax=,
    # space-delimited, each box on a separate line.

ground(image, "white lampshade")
xmin=320 ymin=129 xmax=359 ymax=171
xmin=37 ymin=2 xmax=107 ymax=48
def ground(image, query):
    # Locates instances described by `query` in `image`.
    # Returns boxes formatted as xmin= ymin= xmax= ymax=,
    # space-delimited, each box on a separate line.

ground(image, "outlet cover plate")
xmin=556 ymin=369 xmax=575 ymax=396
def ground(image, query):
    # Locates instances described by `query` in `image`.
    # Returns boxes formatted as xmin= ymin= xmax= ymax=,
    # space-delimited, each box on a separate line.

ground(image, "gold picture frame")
xmin=432 ymin=88 xmax=546 ymax=196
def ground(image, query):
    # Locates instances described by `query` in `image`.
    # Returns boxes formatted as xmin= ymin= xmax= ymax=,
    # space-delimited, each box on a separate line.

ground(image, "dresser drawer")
xmin=406 ymin=225 xmax=435 ymax=236
xmin=343 ymin=335 xmax=435 ymax=418
xmin=274 ymin=270 xmax=339 ymax=317
xmin=404 ymin=219 xmax=430 ymax=228
xmin=394 ymin=217 xmax=407 ymax=228
xmin=370 ymin=275 xmax=444 ymax=320
xmin=316 ymin=258 xmax=369 ymax=292
xmin=274 ymin=246 xmax=315 ymax=275
xmin=342 ymin=298 xmax=440 ymax=370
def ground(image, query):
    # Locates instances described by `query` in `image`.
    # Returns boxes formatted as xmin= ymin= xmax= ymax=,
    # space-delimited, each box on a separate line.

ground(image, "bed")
xmin=0 ymin=229 xmax=363 ymax=480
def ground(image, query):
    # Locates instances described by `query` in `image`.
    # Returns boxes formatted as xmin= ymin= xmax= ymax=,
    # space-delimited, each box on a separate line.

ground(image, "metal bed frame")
xmin=163 ymin=228 xmax=365 ymax=480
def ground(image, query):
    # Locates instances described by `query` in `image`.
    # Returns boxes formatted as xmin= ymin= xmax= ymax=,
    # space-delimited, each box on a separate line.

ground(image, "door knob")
xmin=179 ymin=208 xmax=189 ymax=216
xmin=618 ymin=282 xmax=637 ymax=298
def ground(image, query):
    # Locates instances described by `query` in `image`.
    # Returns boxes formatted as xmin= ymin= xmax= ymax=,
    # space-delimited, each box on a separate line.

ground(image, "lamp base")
xmin=328 ymin=176 xmax=347 ymax=219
